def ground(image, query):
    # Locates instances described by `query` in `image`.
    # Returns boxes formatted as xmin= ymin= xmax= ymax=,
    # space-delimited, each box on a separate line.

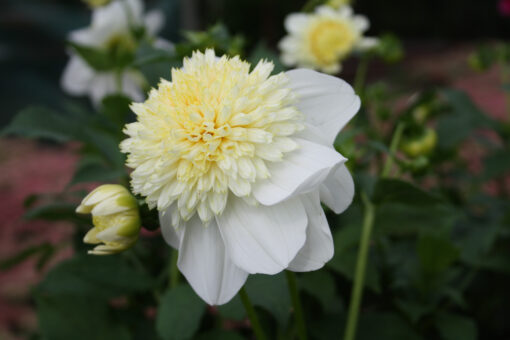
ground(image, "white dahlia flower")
xmin=120 ymin=50 xmax=360 ymax=305
xmin=61 ymin=0 xmax=169 ymax=106
xmin=279 ymin=5 xmax=378 ymax=74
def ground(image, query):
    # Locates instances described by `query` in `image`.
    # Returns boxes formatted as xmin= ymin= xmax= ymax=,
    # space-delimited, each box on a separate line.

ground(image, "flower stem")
xmin=343 ymin=192 xmax=375 ymax=340
xmin=169 ymin=249 xmax=179 ymax=289
xmin=286 ymin=271 xmax=308 ymax=340
xmin=239 ymin=287 xmax=267 ymax=340
xmin=381 ymin=122 xmax=405 ymax=178
xmin=354 ymin=55 xmax=370 ymax=95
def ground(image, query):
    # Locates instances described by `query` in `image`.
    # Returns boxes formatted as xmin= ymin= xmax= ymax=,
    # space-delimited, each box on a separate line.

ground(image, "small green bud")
xmin=326 ymin=0 xmax=350 ymax=9
xmin=76 ymin=184 xmax=141 ymax=255
xmin=82 ymin=0 xmax=112 ymax=8
xmin=400 ymin=128 xmax=437 ymax=158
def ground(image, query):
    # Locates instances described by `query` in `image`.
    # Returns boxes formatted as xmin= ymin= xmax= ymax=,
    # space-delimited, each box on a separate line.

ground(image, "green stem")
xmin=343 ymin=192 xmax=375 ymax=340
xmin=381 ymin=122 xmax=405 ymax=178
xmin=354 ymin=55 xmax=370 ymax=95
xmin=115 ymin=69 xmax=123 ymax=93
xmin=169 ymin=249 xmax=180 ymax=289
xmin=239 ymin=287 xmax=267 ymax=340
xmin=286 ymin=271 xmax=308 ymax=340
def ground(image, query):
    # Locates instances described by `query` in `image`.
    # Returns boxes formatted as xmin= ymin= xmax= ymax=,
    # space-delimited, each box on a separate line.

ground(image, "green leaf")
xmin=483 ymin=149 xmax=510 ymax=180
xmin=328 ymin=223 xmax=381 ymax=293
xmin=24 ymin=202 xmax=82 ymax=222
xmin=194 ymin=330 xmax=244 ymax=340
xmin=133 ymin=42 xmax=177 ymax=67
xmin=37 ymin=255 xmax=155 ymax=298
xmin=69 ymin=155 xmax=126 ymax=185
xmin=36 ymin=294 xmax=130 ymax=340
xmin=0 ymin=243 xmax=54 ymax=271
xmin=357 ymin=312 xmax=423 ymax=340
xmin=245 ymin=273 xmax=291 ymax=327
xmin=299 ymin=270 xmax=343 ymax=313
xmin=417 ymin=233 xmax=459 ymax=276
xmin=437 ymin=89 xmax=497 ymax=149
xmin=248 ymin=42 xmax=285 ymax=74
xmin=372 ymin=179 xmax=443 ymax=206
xmin=69 ymin=42 xmax=115 ymax=71
xmin=156 ymin=284 xmax=206 ymax=340
xmin=101 ymin=94 xmax=133 ymax=127
xmin=435 ymin=312 xmax=477 ymax=340
xmin=376 ymin=203 xmax=459 ymax=236
xmin=1 ymin=106 xmax=79 ymax=142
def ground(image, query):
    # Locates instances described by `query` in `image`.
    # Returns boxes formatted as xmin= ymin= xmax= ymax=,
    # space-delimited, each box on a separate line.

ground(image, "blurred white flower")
xmin=76 ymin=184 xmax=141 ymax=255
xmin=121 ymin=50 xmax=359 ymax=305
xmin=61 ymin=0 xmax=170 ymax=106
xmin=279 ymin=5 xmax=378 ymax=74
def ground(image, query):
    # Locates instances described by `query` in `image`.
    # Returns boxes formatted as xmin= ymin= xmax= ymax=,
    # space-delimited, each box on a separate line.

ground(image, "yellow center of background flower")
xmin=307 ymin=19 xmax=357 ymax=66
xmin=121 ymin=50 xmax=304 ymax=224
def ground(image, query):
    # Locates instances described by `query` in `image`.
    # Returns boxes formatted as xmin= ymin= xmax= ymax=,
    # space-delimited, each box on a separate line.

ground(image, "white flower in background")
xmin=121 ymin=50 xmax=360 ymax=305
xmin=279 ymin=5 xmax=378 ymax=74
xmin=76 ymin=184 xmax=141 ymax=255
xmin=61 ymin=0 xmax=170 ymax=106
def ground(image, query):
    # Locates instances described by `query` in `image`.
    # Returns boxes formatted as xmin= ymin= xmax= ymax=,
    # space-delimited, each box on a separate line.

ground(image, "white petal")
xmin=216 ymin=196 xmax=307 ymax=275
xmin=89 ymin=74 xmax=117 ymax=107
xmin=286 ymin=69 xmax=361 ymax=145
xmin=357 ymin=37 xmax=379 ymax=50
xmin=288 ymin=192 xmax=334 ymax=271
xmin=252 ymin=138 xmax=346 ymax=206
xmin=320 ymin=164 xmax=355 ymax=214
xmin=352 ymin=15 xmax=370 ymax=32
xmin=178 ymin=216 xmax=248 ymax=305
xmin=68 ymin=28 xmax=102 ymax=47
xmin=159 ymin=207 xmax=183 ymax=249
xmin=144 ymin=10 xmax=165 ymax=35
xmin=61 ymin=56 xmax=94 ymax=95
xmin=284 ymin=13 xmax=309 ymax=34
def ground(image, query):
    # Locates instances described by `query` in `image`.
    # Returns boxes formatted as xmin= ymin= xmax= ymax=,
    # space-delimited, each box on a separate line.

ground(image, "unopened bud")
xmin=76 ymin=184 xmax=140 ymax=255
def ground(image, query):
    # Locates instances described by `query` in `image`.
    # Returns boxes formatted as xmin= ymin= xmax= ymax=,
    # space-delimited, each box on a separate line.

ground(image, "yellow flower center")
xmin=307 ymin=19 xmax=357 ymax=66
xmin=121 ymin=50 xmax=304 ymax=224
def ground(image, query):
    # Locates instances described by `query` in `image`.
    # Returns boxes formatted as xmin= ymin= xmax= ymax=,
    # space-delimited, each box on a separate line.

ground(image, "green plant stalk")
xmin=239 ymin=287 xmax=267 ymax=340
xmin=354 ymin=55 xmax=371 ymax=95
xmin=343 ymin=192 xmax=375 ymax=340
xmin=381 ymin=122 xmax=405 ymax=178
xmin=286 ymin=271 xmax=308 ymax=340
xmin=169 ymin=249 xmax=180 ymax=288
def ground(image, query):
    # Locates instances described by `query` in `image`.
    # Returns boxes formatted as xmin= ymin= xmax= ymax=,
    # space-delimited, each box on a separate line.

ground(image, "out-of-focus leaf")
xmin=69 ymin=42 xmax=116 ymax=71
xmin=37 ymin=255 xmax=155 ymax=298
xmin=372 ymin=179 xmax=443 ymax=206
xmin=217 ymin=295 xmax=245 ymax=321
xmin=417 ymin=233 xmax=459 ymax=276
xmin=1 ymin=107 xmax=80 ymax=142
xmin=376 ymin=203 xmax=459 ymax=236
xmin=483 ymin=149 xmax=510 ymax=180
xmin=248 ymin=42 xmax=285 ymax=74
xmin=374 ymin=33 xmax=404 ymax=63
xmin=435 ymin=312 xmax=477 ymax=340
xmin=0 ymin=243 xmax=53 ymax=271
xmin=36 ymin=294 xmax=130 ymax=340
xmin=395 ymin=299 xmax=434 ymax=324
xmin=245 ymin=273 xmax=291 ymax=327
xmin=69 ymin=155 xmax=126 ymax=185
xmin=133 ymin=42 xmax=176 ymax=67
xmin=156 ymin=284 xmax=206 ymax=340
xmin=194 ymin=330 xmax=245 ymax=340
xmin=101 ymin=94 xmax=133 ymax=127
xmin=329 ymin=223 xmax=381 ymax=293
xmin=299 ymin=270 xmax=343 ymax=313
xmin=24 ymin=202 xmax=82 ymax=222
xmin=437 ymin=89 xmax=497 ymax=149
xmin=358 ymin=312 xmax=423 ymax=340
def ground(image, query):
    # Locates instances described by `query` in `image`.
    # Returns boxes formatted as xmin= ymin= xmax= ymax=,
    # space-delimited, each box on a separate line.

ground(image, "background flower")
xmin=279 ymin=5 xmax=377 ymax=74
xmin=61 ymin=0 xmax=169 ymax=106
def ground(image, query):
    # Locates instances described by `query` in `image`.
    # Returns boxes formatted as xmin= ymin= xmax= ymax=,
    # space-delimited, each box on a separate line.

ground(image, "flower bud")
xmin=82 ymin=0 xmax=112 ymax=8
xmin=76 ymin=184 xmax=141 ymax=255
xmin=326 ymin=0 xmax=350 ymax=9
xmin=400 ymin=128 xmax=437 ymax=158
